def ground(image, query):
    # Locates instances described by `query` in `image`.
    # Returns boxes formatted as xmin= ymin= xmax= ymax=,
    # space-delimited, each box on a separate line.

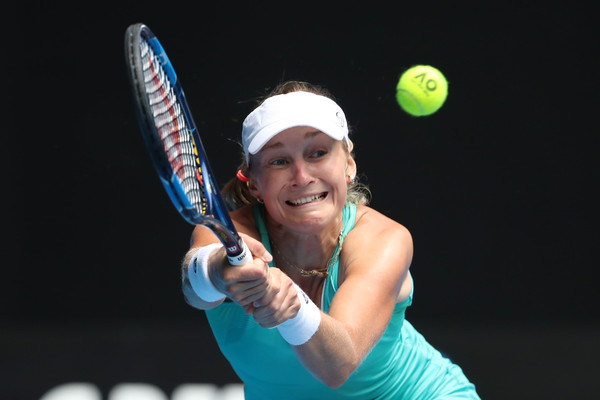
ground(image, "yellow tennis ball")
xmin=396 ymin=65 xmax=448 ymax=116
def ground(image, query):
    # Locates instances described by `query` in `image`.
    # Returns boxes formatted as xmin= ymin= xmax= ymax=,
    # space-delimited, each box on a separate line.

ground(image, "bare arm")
xmin=289 ymin=213 xmax=413 ymax=387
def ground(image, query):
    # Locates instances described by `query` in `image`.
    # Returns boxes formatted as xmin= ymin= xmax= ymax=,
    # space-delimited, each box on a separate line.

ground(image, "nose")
xmin=290 ymin=159 xmax=314 ymax=188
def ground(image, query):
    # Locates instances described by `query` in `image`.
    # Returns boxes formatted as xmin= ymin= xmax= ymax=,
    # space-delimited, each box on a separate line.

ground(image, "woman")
xmin=182 ymin=81 xmax=480 ymax=399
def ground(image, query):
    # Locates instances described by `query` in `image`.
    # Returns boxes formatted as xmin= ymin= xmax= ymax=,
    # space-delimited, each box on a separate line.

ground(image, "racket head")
xmin=124 ymin=23 xmax=249 ymax=263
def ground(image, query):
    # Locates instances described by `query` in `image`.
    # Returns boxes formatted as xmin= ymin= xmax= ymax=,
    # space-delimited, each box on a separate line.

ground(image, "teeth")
xmin=290 ymin=193 xmax=324 ymax=205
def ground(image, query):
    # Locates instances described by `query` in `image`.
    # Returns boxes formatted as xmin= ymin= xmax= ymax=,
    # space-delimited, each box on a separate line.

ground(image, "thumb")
xmin=239 ymin=233 xmax=273 ymax=264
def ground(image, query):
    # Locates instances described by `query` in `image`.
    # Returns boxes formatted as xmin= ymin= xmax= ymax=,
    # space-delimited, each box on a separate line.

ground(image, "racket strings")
xmin=140 ymin=40 xmax=207 ymax=213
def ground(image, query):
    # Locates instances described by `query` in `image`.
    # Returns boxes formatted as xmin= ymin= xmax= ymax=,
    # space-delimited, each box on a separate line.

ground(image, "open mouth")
xmin=286 ymin=192 xmax=327 ymax=206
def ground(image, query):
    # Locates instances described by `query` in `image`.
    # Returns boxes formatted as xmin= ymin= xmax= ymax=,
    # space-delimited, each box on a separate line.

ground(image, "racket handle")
xmin=227 ymin=240 xmax=252 ymax=266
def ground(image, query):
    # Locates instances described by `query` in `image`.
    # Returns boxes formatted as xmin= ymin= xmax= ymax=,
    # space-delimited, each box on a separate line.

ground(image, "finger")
xmin=252 ymin=271 xmax=280 ymax=307
xmin=228 ymin=281 xmax=270 ymax=306
xmin=240 ymin=233 xmax=273 ymax=263
xmin=243 ymin=303 xmax=256 ymax=315
xmin=253 ymin=306 xmax=279 ymax=328
xmin=227 ymin=257 xmax=270 ymax=282
xmin=252 ymin=289 xmax=298 ymax=328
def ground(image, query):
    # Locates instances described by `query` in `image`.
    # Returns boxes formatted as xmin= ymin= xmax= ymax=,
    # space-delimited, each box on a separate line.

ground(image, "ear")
xmin=345 ymin=156 xmax=357 ymax=183
xmin=247 ymin=177 xmax=262 ymax=198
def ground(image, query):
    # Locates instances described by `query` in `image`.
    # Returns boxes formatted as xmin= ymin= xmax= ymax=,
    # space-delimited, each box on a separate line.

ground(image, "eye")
xmin=270 ymin=158 xmax=287 ymax=166
xmin=310 ymin=150 xmax=327 ymax=158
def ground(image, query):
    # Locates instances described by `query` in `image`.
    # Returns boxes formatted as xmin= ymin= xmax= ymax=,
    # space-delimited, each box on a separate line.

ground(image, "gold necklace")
xmin=271 ymin=227 xmax=344 ymax=278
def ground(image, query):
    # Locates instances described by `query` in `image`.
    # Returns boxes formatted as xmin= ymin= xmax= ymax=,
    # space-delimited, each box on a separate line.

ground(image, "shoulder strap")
xmin=253 ymin=204 xmax=275 ymax=267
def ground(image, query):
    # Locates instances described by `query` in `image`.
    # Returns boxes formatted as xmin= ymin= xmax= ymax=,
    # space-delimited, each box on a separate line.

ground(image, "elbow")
xmin=320 ymin=359 xmax=360 ymax=389
xmin=322 ymin=369 xmax=353 ymax=389
xmin=324 ymin=376 xmax=348 ymax=390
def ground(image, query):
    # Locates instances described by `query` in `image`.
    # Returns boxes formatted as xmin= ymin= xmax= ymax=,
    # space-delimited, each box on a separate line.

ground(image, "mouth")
xmin=286 ymin=192 xmax=327 ymax=206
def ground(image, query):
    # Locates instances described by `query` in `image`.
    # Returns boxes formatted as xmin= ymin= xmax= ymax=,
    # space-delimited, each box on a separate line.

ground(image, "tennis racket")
xmin=124 ymin=23 xmax=250 ymax=266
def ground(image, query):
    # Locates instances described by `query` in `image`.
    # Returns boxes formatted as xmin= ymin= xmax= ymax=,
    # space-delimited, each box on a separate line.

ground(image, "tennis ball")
xmin=396 ymin=65 xmax=448 ymax=116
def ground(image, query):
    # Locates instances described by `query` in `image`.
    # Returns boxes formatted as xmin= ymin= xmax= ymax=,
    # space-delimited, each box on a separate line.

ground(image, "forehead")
xmin=260 ymin=127 xmax=328 ymax=152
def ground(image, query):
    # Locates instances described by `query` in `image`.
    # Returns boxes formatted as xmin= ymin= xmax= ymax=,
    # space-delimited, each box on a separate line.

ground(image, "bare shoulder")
xmin=341 ymin=205 xmax=413 ymax=277
xmin=351 ymin=205 xmax=412 ymax=245
xmin=336 ymin=205 xmax=413 ymax=303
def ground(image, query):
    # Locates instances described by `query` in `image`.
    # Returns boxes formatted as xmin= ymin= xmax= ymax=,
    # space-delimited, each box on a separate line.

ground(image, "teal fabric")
xmin=205 ymin=204 xmax=479 ymax=399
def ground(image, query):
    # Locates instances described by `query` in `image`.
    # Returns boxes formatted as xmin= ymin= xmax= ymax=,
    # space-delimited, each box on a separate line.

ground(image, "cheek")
xmin=250 ymin=173 xmax=283 ymax=200
xmin=326 ymin=163 xmax=350 ymax=192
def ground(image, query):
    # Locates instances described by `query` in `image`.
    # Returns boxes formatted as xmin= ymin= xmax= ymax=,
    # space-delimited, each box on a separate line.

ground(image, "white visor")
xmin=242 ymin=91 xmax=349 ymax=163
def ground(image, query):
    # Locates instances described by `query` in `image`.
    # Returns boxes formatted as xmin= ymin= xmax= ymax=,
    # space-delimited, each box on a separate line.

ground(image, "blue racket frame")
xmin=125 ymin=23 xmax=249 ymax=263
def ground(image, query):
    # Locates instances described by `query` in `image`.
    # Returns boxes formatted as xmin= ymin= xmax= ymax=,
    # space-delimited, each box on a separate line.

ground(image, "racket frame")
xmin=125 ymin=23 xmax=249 ymax=264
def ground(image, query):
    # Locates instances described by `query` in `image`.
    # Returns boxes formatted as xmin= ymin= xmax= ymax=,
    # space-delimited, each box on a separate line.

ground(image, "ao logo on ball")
xmin=396 ymin=65 xmax=448 ymax=116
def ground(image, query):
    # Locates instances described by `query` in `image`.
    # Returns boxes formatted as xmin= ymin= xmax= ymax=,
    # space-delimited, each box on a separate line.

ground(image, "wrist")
xmin=187 ymin=243 xmax=226 ymax=302
xmin=277 ymin=283 xmax=321 ymax=345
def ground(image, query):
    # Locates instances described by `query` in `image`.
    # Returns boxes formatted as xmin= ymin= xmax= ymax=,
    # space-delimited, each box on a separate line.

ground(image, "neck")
xmin=267 ymin=215 xmax=344 ymax=275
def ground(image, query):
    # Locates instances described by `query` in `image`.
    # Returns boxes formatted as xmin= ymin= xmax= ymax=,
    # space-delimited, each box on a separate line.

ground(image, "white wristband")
xmin=187 ymin=243 xmax=226 ymax=302
xmin=277 ymin=283 xmax=321 ymax=346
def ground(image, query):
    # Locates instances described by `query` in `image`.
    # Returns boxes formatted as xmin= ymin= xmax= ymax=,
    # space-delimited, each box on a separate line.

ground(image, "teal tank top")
xmin=205 ymin=204 xmax=479 ymax=399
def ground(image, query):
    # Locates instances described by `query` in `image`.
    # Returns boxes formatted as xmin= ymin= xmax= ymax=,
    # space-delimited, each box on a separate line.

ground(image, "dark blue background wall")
xmin=3 ymin=2 xmax=598 ymax=399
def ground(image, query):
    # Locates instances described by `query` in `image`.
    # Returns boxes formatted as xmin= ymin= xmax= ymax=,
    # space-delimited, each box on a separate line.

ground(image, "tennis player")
xmin=182 ymin=81 xmax=480 ymax=399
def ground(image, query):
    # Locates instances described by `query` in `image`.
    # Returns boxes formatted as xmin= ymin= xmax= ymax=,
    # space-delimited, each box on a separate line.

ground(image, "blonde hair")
xmin=222 ymin=81 xmax=370 ymax=210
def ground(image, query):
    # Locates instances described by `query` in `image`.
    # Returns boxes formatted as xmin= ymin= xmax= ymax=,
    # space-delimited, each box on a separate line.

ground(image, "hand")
xmin=250 ymin=268 xmax=301 ymax=328
xmin=209 ymin=233 xmax=275 ymax=309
